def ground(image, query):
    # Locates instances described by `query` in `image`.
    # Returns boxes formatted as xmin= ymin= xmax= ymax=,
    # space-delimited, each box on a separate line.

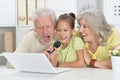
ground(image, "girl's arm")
xmin=58 ymin=49 xmax=85 ymax=68
xmin=49 ymin=49 xmax=58 ymax=67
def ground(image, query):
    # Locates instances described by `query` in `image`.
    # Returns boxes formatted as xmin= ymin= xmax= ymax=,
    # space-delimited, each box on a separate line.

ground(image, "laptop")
xmin=3 ymin=53 xmax=71 ymax=73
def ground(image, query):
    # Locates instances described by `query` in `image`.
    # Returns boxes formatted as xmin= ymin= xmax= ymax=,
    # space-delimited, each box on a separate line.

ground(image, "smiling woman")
xmin=77 ymin=8 xmax=120 ymax=69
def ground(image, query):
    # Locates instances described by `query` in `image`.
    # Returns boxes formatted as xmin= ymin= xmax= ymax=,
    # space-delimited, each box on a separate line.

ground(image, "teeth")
xmin=61 ymin=36 xmax=66 ymax=40
xmin=81 ymin=34 xmax=86 ymax=36
xmin=62 ymin=36 xmax=66 ymax=39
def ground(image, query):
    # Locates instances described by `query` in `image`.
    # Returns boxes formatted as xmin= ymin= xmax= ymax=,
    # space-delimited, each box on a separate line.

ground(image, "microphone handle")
xmin=47 ymin=48 xmax=55 ymax=54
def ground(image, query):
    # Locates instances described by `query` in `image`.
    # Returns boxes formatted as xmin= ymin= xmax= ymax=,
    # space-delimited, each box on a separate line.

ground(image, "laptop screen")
xmin=3 ymin=53 xmax=70 ymax=73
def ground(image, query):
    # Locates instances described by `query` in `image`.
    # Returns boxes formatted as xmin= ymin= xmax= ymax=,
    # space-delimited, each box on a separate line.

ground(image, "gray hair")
xmin=77 ymin=9 xmax=112 ymax=46
xmin=32 ymin=8 xmax=57 ymax=26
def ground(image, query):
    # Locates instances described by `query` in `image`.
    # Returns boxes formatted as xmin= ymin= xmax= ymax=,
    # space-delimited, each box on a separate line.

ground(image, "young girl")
xmin=51 ymin=13 xmax=85 ymax=68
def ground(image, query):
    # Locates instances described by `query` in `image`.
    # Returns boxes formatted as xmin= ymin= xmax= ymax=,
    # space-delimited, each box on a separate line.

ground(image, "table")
xmin=0 ymin=67 xmax=120 ymax=80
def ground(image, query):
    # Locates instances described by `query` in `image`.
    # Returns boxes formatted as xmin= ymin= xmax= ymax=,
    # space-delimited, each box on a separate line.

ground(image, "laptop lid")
xmin=3 ymin=53 xmax=70 ymax=73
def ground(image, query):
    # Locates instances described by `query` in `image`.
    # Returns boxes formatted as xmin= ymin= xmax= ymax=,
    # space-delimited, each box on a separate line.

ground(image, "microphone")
xmin=47 ymin=41 xmax=61 ymax=54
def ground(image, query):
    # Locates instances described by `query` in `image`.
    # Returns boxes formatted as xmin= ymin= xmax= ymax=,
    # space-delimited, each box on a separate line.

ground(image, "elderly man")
xmin=7 ymin=8 xmax=57 ymax=68
xmin=15 ymin=8 xmax=57 ymax=53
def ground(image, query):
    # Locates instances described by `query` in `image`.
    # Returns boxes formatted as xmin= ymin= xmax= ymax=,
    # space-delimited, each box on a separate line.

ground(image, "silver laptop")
xmin=3 ymin=53 xmax=71 ymax=73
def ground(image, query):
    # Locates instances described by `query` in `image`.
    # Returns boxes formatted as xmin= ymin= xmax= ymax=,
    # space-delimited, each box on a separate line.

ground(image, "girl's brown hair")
xmin=56 ymin=13 xmax=75 ymax=29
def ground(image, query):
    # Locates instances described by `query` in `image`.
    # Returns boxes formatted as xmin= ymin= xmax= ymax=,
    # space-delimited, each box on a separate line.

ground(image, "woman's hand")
xmin=83 ymin=49 xmax=91 ymax=65
xmin=83 ymin=49 xmax=112 ymax=69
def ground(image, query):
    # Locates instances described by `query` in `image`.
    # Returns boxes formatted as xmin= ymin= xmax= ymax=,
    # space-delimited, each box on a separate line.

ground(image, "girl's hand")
xmin=43 ymin=46 xmax=58 ymax=67
xmin=42 ymin=45 xmax=53 ymax=59
xmin=42 ymin=51 xmax=50 ymax=59
xmin=49 ymin=48 xmax=58 ymax=67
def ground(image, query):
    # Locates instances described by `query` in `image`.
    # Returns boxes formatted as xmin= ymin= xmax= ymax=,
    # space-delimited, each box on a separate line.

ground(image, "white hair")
xmin=32 ymin=8 xmax=57 ymax=26
xmin=77 ymin=9 xmax=112 ymax=46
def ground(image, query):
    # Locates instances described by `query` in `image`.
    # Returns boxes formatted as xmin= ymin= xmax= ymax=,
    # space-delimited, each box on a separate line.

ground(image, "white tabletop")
xmin=0 ymin=67 xmax=120 ymax=80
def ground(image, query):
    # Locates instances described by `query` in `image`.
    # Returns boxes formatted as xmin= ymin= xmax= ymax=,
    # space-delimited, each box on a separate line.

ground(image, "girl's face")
xmin=56 ymin=20 xmax=74 ymax=44
xmin=78 ymin=18 xmax=96 ymax=42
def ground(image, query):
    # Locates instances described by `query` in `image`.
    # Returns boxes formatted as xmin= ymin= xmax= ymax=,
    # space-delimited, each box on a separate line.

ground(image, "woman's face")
xmin=56 ymin=20 xmax=74 ymax=44
xmin=78 ymin=18 xmax=96 ymax=42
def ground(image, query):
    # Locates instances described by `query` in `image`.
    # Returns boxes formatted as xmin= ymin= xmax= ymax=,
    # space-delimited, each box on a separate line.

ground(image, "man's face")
xmin=35 ymin=15 xmax=55 ymax=44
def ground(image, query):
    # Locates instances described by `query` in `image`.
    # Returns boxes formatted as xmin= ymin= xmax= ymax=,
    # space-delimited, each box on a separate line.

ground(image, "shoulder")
xmin=112 ymin=28 xmax=120 ymax=35
xmin=15 ymin=30 xmax=40 ymax=53
xmin=70 ymin=37 xmax=85 ymax=50
xmin=109 ymin=28 xmax=120 ymax=39
xmin=72 ymin=30 xmax=81 ymax=37
xmin=71 ymin=36 xmax=84 ymax=47
xmin=23 ymin=30 xmax=38 ymax=39
xmin=72 ymin=36 xmax=84 ymax=42
xmin=108 ymin=28 xmax=120 ymax=49
xmin=19 ymin=30 xmax=39 ymax=45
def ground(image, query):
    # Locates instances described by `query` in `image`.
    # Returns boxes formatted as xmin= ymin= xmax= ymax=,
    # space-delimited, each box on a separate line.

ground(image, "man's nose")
xmin=42 ymin=27 xmax=47 ymax=34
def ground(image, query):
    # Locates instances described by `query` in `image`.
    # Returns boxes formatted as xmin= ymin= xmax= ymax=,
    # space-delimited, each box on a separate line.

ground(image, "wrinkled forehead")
xmin=35 ymin=15 xmax=54 ymax=24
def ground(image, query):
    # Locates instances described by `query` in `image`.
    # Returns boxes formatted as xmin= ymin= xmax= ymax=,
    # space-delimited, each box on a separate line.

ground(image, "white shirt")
xmin=15 ymin=30 xmax=55 ymax=53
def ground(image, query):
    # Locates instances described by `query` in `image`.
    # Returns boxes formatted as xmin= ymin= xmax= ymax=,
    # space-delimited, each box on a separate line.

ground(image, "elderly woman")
xmin=77 ymin=9 xmax=120 ymax=69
